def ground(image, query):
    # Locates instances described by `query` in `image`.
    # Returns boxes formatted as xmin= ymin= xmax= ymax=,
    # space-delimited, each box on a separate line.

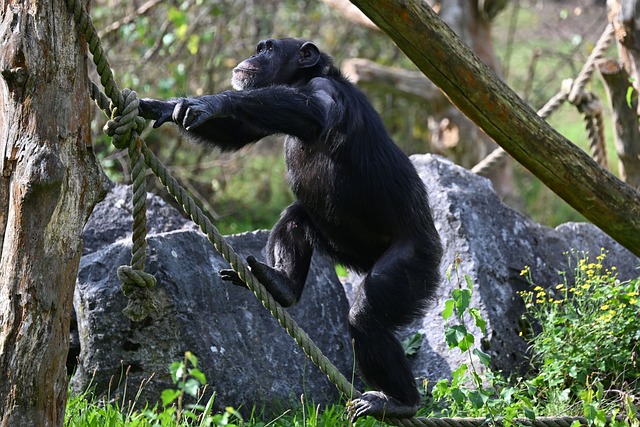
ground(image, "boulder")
xmin=402 ymin=154 xmax=639 ymax=383
xmin=71 ymin=185 xmax=353 ymax=414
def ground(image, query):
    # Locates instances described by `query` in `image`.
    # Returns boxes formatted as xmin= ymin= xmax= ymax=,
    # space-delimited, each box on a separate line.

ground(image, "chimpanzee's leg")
xmin=347 ymin=240 xmax=440 ymax=420
xmin=221 ymin=202 xmax=315 ymax=307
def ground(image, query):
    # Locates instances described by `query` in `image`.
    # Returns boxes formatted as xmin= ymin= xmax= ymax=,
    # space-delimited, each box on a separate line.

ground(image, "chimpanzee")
xmin=139 ymin=38 xmax=442 ymax=420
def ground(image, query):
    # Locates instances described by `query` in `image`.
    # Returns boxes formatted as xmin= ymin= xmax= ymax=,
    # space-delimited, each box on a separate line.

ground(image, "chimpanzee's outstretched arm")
xmin=173 ymin=83 xmax=333 ymax=142
xmin=139 ymin=98 xmax=270 ymax=150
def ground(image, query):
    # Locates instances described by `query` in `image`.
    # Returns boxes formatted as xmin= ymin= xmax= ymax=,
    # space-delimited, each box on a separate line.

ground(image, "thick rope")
xmin=472 ymin=24 xmax=615 ymax=176
xmin=67 ymin=2 xmax=625 ymax=426
xmin=575 ymin=92 xmax=608 ymax=169
xmin=67 ymin=0 xmax=156 ymax=320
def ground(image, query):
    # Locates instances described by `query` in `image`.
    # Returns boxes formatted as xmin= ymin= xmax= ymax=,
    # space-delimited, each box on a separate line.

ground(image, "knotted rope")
xmin=68 ymin=0 xmax=156 ymax=320
xmin=472 ymin=23 xmax=614 ymax=176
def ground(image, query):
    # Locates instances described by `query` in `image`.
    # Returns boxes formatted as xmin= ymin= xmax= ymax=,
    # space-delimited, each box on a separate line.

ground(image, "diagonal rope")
xmin=66 ymin=2 xmax=624 ymax=426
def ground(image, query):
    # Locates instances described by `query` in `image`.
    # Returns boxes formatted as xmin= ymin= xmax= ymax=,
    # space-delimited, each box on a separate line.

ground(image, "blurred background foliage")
xmin=90 ymin=0 xmax=612 ymax=233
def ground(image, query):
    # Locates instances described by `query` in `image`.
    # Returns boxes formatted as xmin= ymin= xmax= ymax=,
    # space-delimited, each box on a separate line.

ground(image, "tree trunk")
xmin=606 ymin=0 xmax=640 ymax=188
xmin=599 ymin=59 xmax=640 ymax=188
xmin=349 ymin=0 xmax=640 ymax=256
xmin=0 ymin=1 xmax=107 ymax=426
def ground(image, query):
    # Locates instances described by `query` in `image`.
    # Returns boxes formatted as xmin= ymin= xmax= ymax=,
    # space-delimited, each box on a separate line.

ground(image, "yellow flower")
xmin=534 ymin=285 xmax=544 ymax=292
xmin=597 ymin=314 xmax=611 ymax=323
xmin=581 ymin=284 xmax=590 ymax=290
xmin=600 ymin=304 xmax=609 ymax=311
xmin=630 ymin=298 xmax=637 ymax=305
xmin=556 ymin=284 xmax=564 ymax=289
xmin=520 ymin=266 xmax=530 ymax=276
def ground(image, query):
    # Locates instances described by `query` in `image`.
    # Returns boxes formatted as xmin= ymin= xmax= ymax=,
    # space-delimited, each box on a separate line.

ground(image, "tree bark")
xmin=349 ymin=0 xmax=640 ymax=256
xmin=598 ymin=59 xmax=640 ymax=188
xmin=0 ymin=1 xmax=107 ymax=426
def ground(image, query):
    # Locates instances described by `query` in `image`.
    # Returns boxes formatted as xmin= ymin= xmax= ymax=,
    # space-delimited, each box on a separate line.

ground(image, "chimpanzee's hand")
xmin=138 ymin=98 xmax=177 ymax=128
xmin=172 ymin=95 xmax=228 ymax=130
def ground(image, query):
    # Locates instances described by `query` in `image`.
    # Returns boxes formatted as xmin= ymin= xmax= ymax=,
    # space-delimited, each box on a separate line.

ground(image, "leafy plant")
xmin=519 ymin=250 xmax=640 ymax=425
xmin=520 ymin=250 xmax=639 ymax=394
xmin=431 ymin=257 xmax=538 ymax=425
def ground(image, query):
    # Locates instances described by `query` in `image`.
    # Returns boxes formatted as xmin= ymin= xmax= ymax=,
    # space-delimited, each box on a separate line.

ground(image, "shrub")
xmin=519 ymin=250 xmax=640 ymax=396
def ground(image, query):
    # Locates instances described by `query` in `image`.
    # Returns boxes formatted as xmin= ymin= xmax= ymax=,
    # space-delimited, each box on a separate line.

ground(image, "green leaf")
xmin=169 ymin=361 xmax=183 ymax=383
xmin=185 ymin=351 xmax=198 ymax=368
xmin=452 ymin=289 xmax=471 ymax=316
xmin=442 ymin=299 xmax=455 ymax=320
xmin=402 ymin=332 xmax=424 ymax=356
xmin=451 ymin=363 xmax=467 ymax=386
xmin=189 ymin=368 xmax=207 ymax=385
xmin=469 ymin=308 xmax=486 ymax=334
xmin=584 ymin=404 xmax=600 ymax=423
xmin=594 ymin=409 xmax=608 ymax=427
xmin=473 ymin=348 xmax=491 ymax=366
xmin=458 ymin=332 xmax=475 ymax=351
xmin=451 ymin=387 xmax=466 ymax=404
xmin=468 ymin=390 xmax=487 ymax=409
xmin=445 ymin=263 xmax=453 ymax=282
xmin=445 ymin=324 xmax=468 ymax=349
xmin=183 ymin=378 xmax=201 ymax=398
xmin=464 ymin=274 xmax=474 ymax=292
xmin=524 ymin=407 xmax=536 ymax=420
xmin=161 ymin=389 xmax=181 ymax=406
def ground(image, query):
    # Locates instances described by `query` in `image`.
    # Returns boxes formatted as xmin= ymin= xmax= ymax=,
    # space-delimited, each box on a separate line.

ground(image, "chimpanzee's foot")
xmin=219 ymin=256 xmax=297 ymax=307
xmin=347 ymin=391 xmax=418 ymax=421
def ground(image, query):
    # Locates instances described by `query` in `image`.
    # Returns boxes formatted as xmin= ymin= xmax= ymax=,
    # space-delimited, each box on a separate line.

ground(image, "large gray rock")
xmin=403 ymin=154 xmax=639 ymax=384
xmin=71 ymin=185 xmax=352 ymax=414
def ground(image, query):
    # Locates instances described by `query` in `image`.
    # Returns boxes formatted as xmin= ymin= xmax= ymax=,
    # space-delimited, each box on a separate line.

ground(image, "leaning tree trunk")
xmin=0 ymin=1 xmax=107 ymax=426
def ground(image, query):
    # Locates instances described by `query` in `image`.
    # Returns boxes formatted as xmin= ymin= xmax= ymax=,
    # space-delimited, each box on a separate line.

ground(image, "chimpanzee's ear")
xmin=299 ymin=42 xmax=321 ymax=68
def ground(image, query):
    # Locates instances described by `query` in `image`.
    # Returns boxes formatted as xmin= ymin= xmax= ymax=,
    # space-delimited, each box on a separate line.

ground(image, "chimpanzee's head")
xmin=231 ymin=38 xmax=330 ymax=90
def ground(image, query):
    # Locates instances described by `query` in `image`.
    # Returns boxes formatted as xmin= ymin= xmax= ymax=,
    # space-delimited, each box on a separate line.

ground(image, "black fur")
xmin=139 ymin=38 xmax=443 ymax=420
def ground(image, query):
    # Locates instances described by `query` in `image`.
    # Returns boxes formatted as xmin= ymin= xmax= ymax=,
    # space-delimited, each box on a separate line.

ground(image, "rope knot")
xmin=104 ymin=89 xmax=147 ymax=150
xmin=572 ymin=91 xmax=603 ymax=118
xmin=117 ymin=265 xmax=157 ymax=321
